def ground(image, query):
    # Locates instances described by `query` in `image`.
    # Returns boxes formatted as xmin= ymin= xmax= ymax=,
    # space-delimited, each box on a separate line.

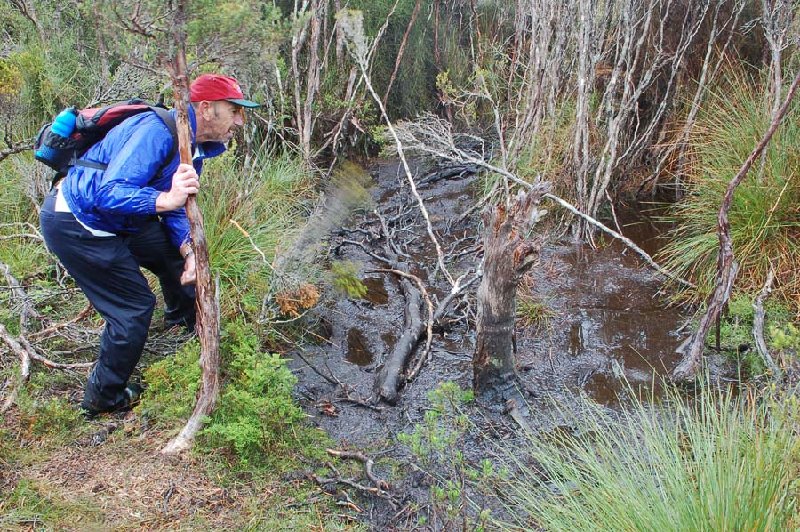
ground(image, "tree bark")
xmin=474 ymin=187 xmax=547 ymax=393
xmin=161 ymin=0 xmax=220 ymax=455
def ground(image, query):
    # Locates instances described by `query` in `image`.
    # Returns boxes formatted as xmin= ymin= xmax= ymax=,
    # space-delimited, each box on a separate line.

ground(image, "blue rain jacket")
xmin=61 ymin=105 xmax=226 ymax=248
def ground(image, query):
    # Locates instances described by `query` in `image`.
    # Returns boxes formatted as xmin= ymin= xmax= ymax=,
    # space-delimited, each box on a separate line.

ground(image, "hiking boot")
xmin=80 ymin=383 xmax=143 ymax=420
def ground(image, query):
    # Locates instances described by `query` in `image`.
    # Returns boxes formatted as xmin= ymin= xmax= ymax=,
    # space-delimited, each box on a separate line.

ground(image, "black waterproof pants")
xmin=40 ymin=188 xmax=195 ymax=412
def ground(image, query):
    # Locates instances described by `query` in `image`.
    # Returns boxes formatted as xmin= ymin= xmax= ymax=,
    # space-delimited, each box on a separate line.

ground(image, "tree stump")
xmin=474 ymin=186 xmax=547 ymax=394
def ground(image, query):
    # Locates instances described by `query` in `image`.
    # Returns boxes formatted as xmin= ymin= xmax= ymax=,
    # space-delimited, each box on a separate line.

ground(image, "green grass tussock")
xmin=197 ymin=152 xmax=314 ymax=319
xmin=660 ymin=71 xmax=800 ymax=307
xmin=496 ymin=387 xmax=798 ymax=531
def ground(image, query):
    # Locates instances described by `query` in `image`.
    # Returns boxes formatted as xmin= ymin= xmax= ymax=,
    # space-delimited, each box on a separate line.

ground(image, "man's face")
xmin=197 ymin=100 xmax=245 ymax=143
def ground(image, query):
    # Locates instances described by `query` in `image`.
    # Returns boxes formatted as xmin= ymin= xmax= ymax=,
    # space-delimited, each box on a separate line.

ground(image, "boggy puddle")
xmin=288 ymin=158 xmax=694 ymax=527
xmin=308 ymin=159 xmax=687 ymax=408
xmin=520 ymin=238 xmax=685 ymax=406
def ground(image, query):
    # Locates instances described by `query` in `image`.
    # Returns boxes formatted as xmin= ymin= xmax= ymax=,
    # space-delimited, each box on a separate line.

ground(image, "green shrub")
xmin=142 ymin=321 xmax=314 ymax=467
xmin=495 ymin=386 xmax=798 ymax=531
xmin=397 ymin=382 xmax=492 ymax=529
xmin=140 ymin=339 xmax=202 ymax=426
xmin=201 ymin=320 xmax=307 ymax=466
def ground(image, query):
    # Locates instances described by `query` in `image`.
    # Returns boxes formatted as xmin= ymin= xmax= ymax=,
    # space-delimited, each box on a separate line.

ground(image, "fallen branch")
xmin=370 ymin=267 xmax=433 ymax=371
xmin=310 ymin=474 xmax=394 ymax=503
xmin=374 ymin=277 xmax=422 ymax=404
xmin=752 ymin=268 xmax=781 ymax=378
xmin=1 ymin=260 xmax=42 ymax=331
xmin=326 ymin=448 xmax=391 ymax=491
xmin=27 ymin=304 xmax=94 ymax=340
xmin=406 ymin=272 xmax=481 ymax=381
xmin=293 ymin=348 xmax=384 ymax=411
xmin=0 ymin=323 xmax=32 ymax=413
xmin=542 ymin=192 xmax=694 ymax=289
xmin=337 ymin=12 xmax=454 ymax=287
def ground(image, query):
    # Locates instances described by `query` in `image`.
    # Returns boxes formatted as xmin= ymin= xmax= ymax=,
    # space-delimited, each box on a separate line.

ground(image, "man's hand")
xmin=179 ymin=242 xmax=196 ymax=285
xmin=180 ymin=252 xmax=196 ymax=285
xmin=156 ymin=163 xmax=199 ymax=212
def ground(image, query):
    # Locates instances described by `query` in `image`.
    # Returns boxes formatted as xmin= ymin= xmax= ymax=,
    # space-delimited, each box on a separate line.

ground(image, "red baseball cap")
xmin=190 ymin=74 xmax=260 ymax=108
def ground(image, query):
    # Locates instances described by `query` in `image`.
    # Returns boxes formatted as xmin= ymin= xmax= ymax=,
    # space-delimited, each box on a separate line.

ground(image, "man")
xmin=39 ymin=74 xmax=259 ymax=417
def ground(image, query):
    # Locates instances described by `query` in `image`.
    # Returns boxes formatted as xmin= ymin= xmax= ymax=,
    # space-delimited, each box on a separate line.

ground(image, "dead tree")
xmin=474 ymin=186 xmax=548 ymax=394
xmin=161 ymin=0 xmax=221 ymax=455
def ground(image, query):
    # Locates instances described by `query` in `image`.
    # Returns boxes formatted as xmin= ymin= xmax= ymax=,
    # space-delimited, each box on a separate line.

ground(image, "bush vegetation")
xmin=142 ymin=320 xmax=324 ymax=469
xmin=660 ymin=72 xmax=800 ymax=308
xmin=495 ymin=387 xmax=800 ymax=531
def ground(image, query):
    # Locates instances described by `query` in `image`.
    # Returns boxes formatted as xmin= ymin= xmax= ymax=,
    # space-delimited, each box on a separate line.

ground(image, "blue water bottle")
xmin=51 ymin=107 xmax=77 ymax=137
xmin=35 ymin=107 xmax=78 ymax=166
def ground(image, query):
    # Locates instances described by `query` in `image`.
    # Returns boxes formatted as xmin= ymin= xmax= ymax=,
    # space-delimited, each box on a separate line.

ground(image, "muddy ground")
xmin=288 ymin=159 xmax=700 ymax=528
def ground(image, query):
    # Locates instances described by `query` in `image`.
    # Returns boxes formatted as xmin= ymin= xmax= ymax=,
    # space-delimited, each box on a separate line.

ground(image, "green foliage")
xmin=516 ymin=295 xmax=554 ymax=328
xmin=399 ymin=382 xmax=473 ymax=466
xmin=140 ymin=339 xmax=202 ymax=425
xmin=660 ymin=71 xmax=800 ymax=307
xmin=330 ymin=260 xmax=368 ymax=299
xmin=201 ymin=321 xmax=308 ymax=466
xmin=769 ymin=322 xmax=800 ymax=351
xmin=13 ymin=389 xmax=84 ymax=443
xmin=516 ymin=98 xmax=577 ymax=186
xmin=197 ymin=153 xmax=313 ymax=319
xmin=688 ymin=294 xmax=795 ymax=377
xmin=769 ymin=322 xmax=800 ymax=365
xmin=144 ymin=321 xmax=314 ymax=467
xmin=495 ymin=387 xmax=798 ymax=531
xmin=398 ymin=383 xmax=492 ymax=528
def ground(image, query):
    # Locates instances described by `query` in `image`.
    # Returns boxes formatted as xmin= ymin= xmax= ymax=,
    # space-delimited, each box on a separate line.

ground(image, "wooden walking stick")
xmin=161 ymin=0 xmax=221 ymax=455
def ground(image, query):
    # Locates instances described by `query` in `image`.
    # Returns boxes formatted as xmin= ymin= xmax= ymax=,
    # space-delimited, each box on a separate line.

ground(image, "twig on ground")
xmin=326 ymin=448 xmax=391 ymax=491
xmin=311 ymin=473 xmax=395 ymax=504
xmin=0 ymin=323 xmax=32 ymax=413
xmin=294 ymin=349 xmax=383 ymax=411
xmin=28 ymin=304 xmax=94 ymax=340
xmin=1 ymin=260 xmax=43 ymax=331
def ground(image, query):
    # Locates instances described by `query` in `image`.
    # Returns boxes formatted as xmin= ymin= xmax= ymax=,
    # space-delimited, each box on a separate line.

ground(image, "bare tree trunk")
xmin=474 ymin=187 xmax=547 ymax=393
xmin=573 ymin=0 xmax=594 ymax=215
xmin=291 ymin=0 xmax=313 ymax=160
xmin=672 ymin=68 xmax=800 ymax=382
xmin=382 ymin=0 xmax=421 ymax=109
xmin=161 ymin=0 xmax=220 ymax=455
xmin=752 ymin=268 xmax=781 ymax=377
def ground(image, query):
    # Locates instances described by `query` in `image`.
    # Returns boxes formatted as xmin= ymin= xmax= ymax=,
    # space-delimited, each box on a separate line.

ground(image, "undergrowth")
xmin=660 ymin=70 xmax=800 ymax=308
xmin=494 ymin=386 xmax=799 ymax=531
xmin=398 ymin=382 xmax=495 ymax=530
xmin=197 ymin=152 xmax=315 ymax=320
xmin=141 ymin=320 xmax=326 ymax=470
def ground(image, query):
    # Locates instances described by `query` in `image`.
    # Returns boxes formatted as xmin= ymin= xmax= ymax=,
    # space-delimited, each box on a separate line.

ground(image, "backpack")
xmin=34 ymin=99 xmax=178 ymax=179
